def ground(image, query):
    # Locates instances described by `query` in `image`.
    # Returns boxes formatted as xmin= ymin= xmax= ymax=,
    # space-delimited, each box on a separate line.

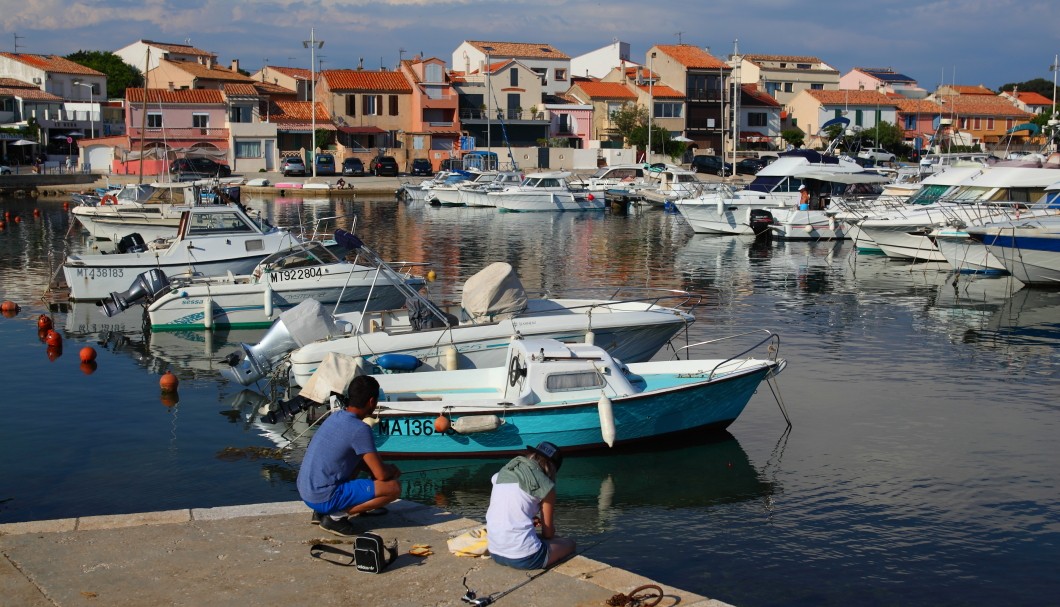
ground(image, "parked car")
xmin=0 ymin=165 xmax=11 ymax=175
xmin=735 ymin=158 xmax=767 ymax=175
xmin=410 ymin=158 xmax=433 ymax=176
xmin=370 ymin=155 xmax=399 ymax=177
xmin=690 ymin=155 xmax=733 ymax=176
xmin=342 ymin=158 xmax=365 ymax=176
xmin=314 ymin=153 xmax=336 ymax=176
xmin=857 ymin=147 xmax=897 ymax=164
xmin=280 ymin=157 xmax=307 ymax=177
xmin=169 ymin=157 xmax=232 ymax=177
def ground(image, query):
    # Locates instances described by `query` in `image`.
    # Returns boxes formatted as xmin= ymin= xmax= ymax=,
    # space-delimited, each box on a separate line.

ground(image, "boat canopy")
xmin=792 ymin=170 xmax=890 ymax=184
xmin=1006 ymin=123 xmax=1041 ymax=135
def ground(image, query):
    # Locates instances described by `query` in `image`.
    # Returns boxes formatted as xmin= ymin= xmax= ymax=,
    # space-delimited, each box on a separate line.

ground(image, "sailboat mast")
xmin=138 ymin=48 xmax=150 ymax=185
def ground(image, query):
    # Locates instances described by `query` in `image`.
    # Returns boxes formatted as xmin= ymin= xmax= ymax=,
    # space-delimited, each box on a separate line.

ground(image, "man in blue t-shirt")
xmin=297 ymin=375 xmax=401 ymax=537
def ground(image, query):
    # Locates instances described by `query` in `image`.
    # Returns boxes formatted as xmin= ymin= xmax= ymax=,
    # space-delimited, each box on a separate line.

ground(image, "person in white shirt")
xmin=485 ymin=441 xmax=576 ymax=569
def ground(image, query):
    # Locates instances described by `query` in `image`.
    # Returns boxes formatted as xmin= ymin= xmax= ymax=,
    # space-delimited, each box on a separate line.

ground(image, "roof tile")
xmin=321 ymin=70 xmax=412 ymax=92
xmin=126 ymin=88 xmax=225 ymax=104
xmin=466 ymin=41 xmax=570 ymax=60
xmin=655 ymin=45 xmax=727 ymax=70
xmin=574 ymin=81 xmax=636 ymax=99
xmin=0 ymin=53 xmax=104 ymax=76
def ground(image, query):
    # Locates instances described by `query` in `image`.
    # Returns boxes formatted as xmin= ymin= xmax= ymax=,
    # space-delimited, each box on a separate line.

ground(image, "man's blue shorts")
xmin=304 ymin=479 xmax=376 ymax=515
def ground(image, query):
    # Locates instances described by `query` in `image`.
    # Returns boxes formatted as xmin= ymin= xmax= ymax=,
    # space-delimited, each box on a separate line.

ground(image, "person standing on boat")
xmin=296 ymin=375 xmax=402 ymax=537
xmin=486 ymin=442 xmax=576 ymax=569
xmin=798 ymin=184 xmax=810 ymax=208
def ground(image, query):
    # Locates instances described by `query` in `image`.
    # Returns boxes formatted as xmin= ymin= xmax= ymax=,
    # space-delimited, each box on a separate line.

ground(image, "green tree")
xmin=781 ymin=129 xmax=804 ymax=148
xmin=859 ymin=121 xmax=904 ymax=149
xmin=997 ymin=77 xmax=1056 ymax=98
xmin=64 ymin=50 xmax=142 ymax=99
xmin=609 ymin=102 xmax=647 ymax=144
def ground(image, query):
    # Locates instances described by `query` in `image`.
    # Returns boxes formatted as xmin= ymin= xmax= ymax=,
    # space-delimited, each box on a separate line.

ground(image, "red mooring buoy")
xmin=80 ymin=346 xmax=97 ymax=363
xmin=160 ymin=371 xmax=179 ymax=392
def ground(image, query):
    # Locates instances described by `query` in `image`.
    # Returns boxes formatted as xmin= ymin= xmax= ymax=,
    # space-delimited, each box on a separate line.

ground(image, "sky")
xmin=2 ymin=0 xmax=1058 ymax=93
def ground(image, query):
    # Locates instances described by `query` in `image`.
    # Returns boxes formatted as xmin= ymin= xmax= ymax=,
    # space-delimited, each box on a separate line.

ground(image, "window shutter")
xmin=389 ymin=95 xmax=398 ymax=116
xmin=347 ymin=95 xmax=356 ymax=117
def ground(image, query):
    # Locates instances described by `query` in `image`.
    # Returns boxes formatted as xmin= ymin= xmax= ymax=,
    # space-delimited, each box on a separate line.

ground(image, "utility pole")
xmin=303 ymin=28 xmax=324 ymax=179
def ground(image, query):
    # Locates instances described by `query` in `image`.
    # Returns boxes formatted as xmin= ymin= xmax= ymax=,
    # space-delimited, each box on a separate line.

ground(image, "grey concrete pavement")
xmin=1 ymin=500 xmax=732 ymax=607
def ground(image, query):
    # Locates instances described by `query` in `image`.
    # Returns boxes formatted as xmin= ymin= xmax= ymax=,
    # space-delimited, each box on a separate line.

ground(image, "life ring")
xmin=100 ymin=194 xmax=118 ymax=205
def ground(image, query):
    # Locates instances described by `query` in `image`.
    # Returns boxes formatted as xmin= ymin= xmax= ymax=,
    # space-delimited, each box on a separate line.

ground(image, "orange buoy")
xmin=63 ymin=201 xmax=70 ymax=210
xmin=37 ymin=327 xmax=49 ymax=341
xmin=80 ymin=346 xmax=97 ymax=363
xmin=13 ymin=216 xmax=21 ymax=223
xmin=33 ymin=208 xmax=40 ymax=216
xmin=1 ymin=300 xmax=18 ymax=313
xmin=80 ymin=361 xmax=97 ymax=375
xmin=37 ymin=314 xmax=53 ymax=330
xmin=160 ymin=371 xmax=179 ymax=392
xmin=46 ymin=345 xmax=62 ymax=362
xmin=46 ymin=330 xmax=62 ymax=347
xmin=433 ymin=414 xmax=451 ymax=434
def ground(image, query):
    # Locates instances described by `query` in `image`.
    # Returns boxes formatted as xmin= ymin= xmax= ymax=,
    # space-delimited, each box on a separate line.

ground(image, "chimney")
xmin=206 ymin=56 xmax=214 ymax=69
xmin=231 ymin=59 xmax=240 ymax=73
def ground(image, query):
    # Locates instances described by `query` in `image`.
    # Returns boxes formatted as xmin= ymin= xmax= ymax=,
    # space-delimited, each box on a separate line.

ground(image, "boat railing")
xmin=528 ymin=286 xmax=718 ymax=313
xmin=668 ymin=329 xmax=782 ymax=380
xmin=932 ymin=199 xmax=1027 ymax=229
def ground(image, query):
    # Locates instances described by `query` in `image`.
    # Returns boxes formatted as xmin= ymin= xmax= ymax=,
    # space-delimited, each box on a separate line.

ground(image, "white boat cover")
xmin=299 ymin=352 xmax=369 ymax=404
xmin=282 ymin=299 xmax=343 ymax=346
xmin=460 ymin=262 xmax=528 ymax=322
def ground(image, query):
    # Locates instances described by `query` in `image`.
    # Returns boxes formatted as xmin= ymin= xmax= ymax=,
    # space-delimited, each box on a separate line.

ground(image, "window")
xmin=875 ymin=109 xmax=881 ymax=125
xmin=147 ymin=112 xmax=163 ymax=129
xmin=972 ymin=117 xmax=981 ymax=129
xmin=1006 ymin=118 xmax=1015 ymax=130
xmin=904 ymin=115 xmax=917 ymax=129
xmin=235 ymin=140 xmax=261 ymax=158
xmin=545 ymin=371 xmax=604 ymax=391
xmin=835 ymin=109 xmax=843 ymax=119
xmin=559 ymin=113 xmax=572 ymax=133
xmin=797 ymin=63 xmax=811 ymax=70
xmin=748 ymin=112 xmax=767 ymax=127
xmin=607 ymin=102 xmax=624 ymax=120
xmin=783 ymin=82 xmax=793 ymax=93
xmin=987 ymin=118 xmax=994 ymax=130
xmin=811 ymin=83 xmax=824 ymax=90
xmin=424 ymin=63 xmax=443 ymax=83
xmin=346 ymin=95 xmax=356 ymax=116
xmin=192 ymin=113 xmax=209 ymax=128
xmin=363 ymin=95 xmax=382 ymax=115
xmin=389 ymin=95 xmax=398 ymax=116
xmin=654 ymin=102 xmax=682 ymax=118
xmin=510 ymin=68 xmax=519 ymax=87
xmin=532 ymin=67 xmax=547 ymax=84
xmin=230 ymin=105 xmax=251 ymax=123
xmin=765 ymin=82 xmax=780 ymax=97
xmin=855 ymin=109 xmax=863 ymax=127
xmin=188 ymin=211 xmax=253 ymax=235
xmin=554 ymin=68 xmax=566 ymax=81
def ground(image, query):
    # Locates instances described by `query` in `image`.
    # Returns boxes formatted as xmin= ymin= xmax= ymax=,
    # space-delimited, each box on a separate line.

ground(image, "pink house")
xmin=117 ymin=88 xmax=229 ymax=175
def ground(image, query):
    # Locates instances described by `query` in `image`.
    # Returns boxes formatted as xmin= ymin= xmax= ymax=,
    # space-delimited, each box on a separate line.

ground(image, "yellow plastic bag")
xmin=447 ymin=526 xmax=489 ymax=557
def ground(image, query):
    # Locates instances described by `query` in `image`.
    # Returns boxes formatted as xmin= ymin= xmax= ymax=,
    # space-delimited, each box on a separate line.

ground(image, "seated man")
xmin=296 ymin=375 xmax=401 ymax=537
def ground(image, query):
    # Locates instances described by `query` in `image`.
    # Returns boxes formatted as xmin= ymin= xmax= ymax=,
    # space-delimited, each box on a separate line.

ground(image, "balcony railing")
xmin=460 ymin=109 xmax=547 ymax=122
xmin=128 ymin=127 xmax=230 ymax=140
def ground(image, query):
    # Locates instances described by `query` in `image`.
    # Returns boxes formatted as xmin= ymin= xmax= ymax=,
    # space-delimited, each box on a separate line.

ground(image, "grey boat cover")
xmin=281 ymin=299 xmax=343 ymax=347
xmin=300 ymin=352 xmax=370 ymax=404
xmin=461 ymin=262 xmax=528 ymax=322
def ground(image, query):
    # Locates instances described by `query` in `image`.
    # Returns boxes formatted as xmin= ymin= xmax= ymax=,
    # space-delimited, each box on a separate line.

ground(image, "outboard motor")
xmin=222 ymin=299 xmax=346 ymax=385
xmin=749 ymin=209 xmax=776 ymax=237
xmin=117 ymin=232 xmax=147 ymax=253
xmin=99 ymin=268 xmax=170 ymax=317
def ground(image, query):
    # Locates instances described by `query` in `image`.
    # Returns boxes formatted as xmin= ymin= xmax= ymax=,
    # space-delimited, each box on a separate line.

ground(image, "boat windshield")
xmin=260 ymin=242 xmax=339 ymax=270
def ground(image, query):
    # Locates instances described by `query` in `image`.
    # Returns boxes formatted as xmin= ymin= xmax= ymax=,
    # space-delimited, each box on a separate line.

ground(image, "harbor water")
xmin=1 ymin=193 xmax=1057 ymax=606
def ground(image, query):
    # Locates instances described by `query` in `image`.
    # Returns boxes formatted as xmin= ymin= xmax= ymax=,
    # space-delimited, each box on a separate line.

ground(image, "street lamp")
xmin=1050 ymin=54 xmax=1059 ymax=152
xmin=73 ymin=79 xmax=94 ymax=172
xmin=303 ymin=28 xmax=324 ymax=179
xmin=646 ymin=51 xmax=656 ymax=164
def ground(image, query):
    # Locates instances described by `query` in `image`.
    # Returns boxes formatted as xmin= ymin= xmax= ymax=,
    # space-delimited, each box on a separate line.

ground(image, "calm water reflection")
xmin=1 ymin=194 xmax=1057 ymax=606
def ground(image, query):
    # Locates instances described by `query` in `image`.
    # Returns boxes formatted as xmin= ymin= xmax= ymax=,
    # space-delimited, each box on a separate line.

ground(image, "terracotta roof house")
xmin=114 ymin=39 xmax=217 ymax=73
xmin=450 ymin=57 xmax=549 ymax=148
xmin=651 ymin=44 xmax=730 ymax=154
xmin=318 ymin=68 xmax=411 ymax=160
xmin=788 ymin=89 xmax=897 ymax=147
xmin=267 ymin=98 xmax=334 ymax=160
xmin=894 ymin=98 xmax=946 ymax=148
xmin=249 ymin=65 xmax=312 ymax=101
xmin=942 ymin=95 xmax=1035 ymax=146
xmin=1000 ymin=89 xmax=1054 ymax=115
xmin=453 ymin=40 xmax=571 ymax=97
xmin=565 ymin=79 xmax=637 ymax=144
xmin=221 ymin=83 xmax=279 ymax=173
xmin=0 ymin=53 xmax=107 ymax=155
xmin=935 ymin=84 xmax=996 ymax=97
xmin=739 ymin=54 xmax=840 ymax=108
xmin=397 ymin=57 xmax=462 ymax=171
xmin=840 ymin=67 xmax=927 ymax=99
xmin=737 ymin=84 xmax=783 ymax=149
xmin=146 ymin=58 xmax=254 ymax=91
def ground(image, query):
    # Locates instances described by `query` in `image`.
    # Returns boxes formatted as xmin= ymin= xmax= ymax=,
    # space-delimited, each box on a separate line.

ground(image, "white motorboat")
xmin=58 ymin=203 xmax=302 ymax=301
xmin=489 ymin=172 xmax=605 ymax=212
xmin=429 ymin=170 xmax=491 ymax=206
xmin=460 ymin=171 xmax=524 ymax=207
xmin=857 ymin=166 xmax=1060 ymax=262
xmin=968 ymin=214 xmax=1060 ymax=284
xmin=100 ymin=241 xmax=428 ymax=330
xmin=223 ymin=252 xmax=698 ymax=387
xmin=72 ymin=183 xmax=243 ymax=244
xmin=673 ymin=149 xmax=888 ymax=238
